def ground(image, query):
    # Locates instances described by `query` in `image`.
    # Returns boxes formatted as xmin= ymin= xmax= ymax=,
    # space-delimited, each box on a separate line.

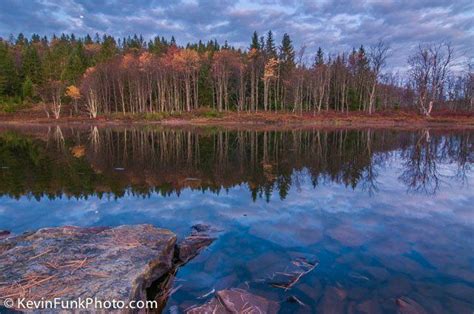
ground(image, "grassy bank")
xmin=0 ymin=105 xmax=473 ymax=128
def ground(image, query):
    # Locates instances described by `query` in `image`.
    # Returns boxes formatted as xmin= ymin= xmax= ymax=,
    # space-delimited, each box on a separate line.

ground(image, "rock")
xmin=187 ymin=289 xmax=280 ymax=313
xmin=347 ymin=286 xmax=370 ymax=300
xmin=0 ymin=225 xmax=176 ymax=311
xmin=316 ymin=286 xmax=347 ymax=314
xmin=444 ymin=297 xmax=473 ymax=314
xmin=0 ymin=230 xmax=10 ymax=240
xmin=379 ymin=277 xmax=413 ymax=298
xmin=177 ymin=224 xmax=217 ymax=264
xmin=297 ymin=281 xmax=322 ymax=300
xmin=444 ymin=282 xmax=474 ymax=302
xmin=191 ymin=224 xmax=217 ymax=234
xmin=396 ymin=296 xmax=428 ymax=314
xmin=356 ymin=299 xmax=382 ymax=314
xmin=359 ymin=265 xmax=390 ymax=281
xmin=269 ymin=256 xmax=318 ymax=290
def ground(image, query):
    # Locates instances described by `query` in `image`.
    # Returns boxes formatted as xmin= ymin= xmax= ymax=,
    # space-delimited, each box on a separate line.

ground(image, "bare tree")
xmin=368 ymin=40 xmax=390 ymax=114
xmin=38 ymin=80 xmax=64 ymax=119
xmin=408 ymin=43 xmax=453 ymax=116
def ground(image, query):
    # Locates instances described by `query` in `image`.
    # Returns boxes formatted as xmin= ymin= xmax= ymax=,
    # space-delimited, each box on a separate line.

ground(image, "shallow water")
xmin=0 ymin=126 xmax=473 ymax=313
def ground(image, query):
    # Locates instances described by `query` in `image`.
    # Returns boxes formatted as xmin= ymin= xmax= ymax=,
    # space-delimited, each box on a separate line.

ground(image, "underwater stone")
xmin=187 ymin=288 xmax=280 ymax=314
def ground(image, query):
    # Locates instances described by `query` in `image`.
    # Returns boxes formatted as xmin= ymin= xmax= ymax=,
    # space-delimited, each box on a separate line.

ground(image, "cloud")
xmin=0 ymin=0 xmax=472 ymax=69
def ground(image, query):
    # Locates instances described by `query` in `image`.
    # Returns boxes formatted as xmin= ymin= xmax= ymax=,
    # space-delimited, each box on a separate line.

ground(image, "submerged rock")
xmin=396 ymin=296 xmax=428 ymax=314
xmin=0 ymin=230 xmax=10 ymax=240
xmin=187 ymin=288 xmax=280 ymax=314
xmin=268 ymin=256 xmax=318 ymax=290
xmin=316 ymin=286 xmax=347 ymax=314
xmin=0 ymin=224 xmax=215 ymax=312
xmin=177 ymin=224 xmax=218 ymax=264
xmin=354 ymin=298 xmax=383 ymax=314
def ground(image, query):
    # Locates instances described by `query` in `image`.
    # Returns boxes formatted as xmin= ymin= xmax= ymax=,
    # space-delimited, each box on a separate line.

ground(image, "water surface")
xmin=0 ymin=126 xmax=473 ymax=313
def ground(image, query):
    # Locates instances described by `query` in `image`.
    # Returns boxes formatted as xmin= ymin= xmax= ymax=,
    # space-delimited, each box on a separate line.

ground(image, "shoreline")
xmin=1 ymin=110 xmax=473 ymax=130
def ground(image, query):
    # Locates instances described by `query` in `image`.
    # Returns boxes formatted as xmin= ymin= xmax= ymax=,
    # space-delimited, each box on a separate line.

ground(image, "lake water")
xmin=0 ymin=125 xmax=473 ymax=313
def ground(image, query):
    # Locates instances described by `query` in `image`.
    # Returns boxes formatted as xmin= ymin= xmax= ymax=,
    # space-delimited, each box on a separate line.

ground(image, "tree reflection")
xmin=399 ymin=129 xmax=472 ymax=194
xmin=0 ymin=127 xmax=471 ymax=200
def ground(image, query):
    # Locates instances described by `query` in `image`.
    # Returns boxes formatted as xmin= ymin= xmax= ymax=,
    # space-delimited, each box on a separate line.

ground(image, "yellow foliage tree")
xmin=66 ymin=85 xmax=81 ymax=114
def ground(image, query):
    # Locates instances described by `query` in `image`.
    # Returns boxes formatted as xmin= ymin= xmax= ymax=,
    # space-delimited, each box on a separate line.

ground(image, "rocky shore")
xmin=0 ymin=224 xmax=216 ymax=312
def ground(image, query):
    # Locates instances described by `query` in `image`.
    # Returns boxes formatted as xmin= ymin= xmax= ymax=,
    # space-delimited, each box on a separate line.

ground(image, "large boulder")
xmin=0 ymin=225 xmax=177 ymax=311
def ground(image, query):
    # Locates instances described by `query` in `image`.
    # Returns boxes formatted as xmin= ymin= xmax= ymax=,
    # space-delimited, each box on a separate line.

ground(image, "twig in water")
xmin=198 ymin=288 xmax=215 ymax=299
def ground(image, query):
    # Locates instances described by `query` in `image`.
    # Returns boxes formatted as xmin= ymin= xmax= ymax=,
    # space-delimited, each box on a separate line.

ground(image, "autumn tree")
xmin=212 ymin=49 xmax=240 ymax=111
xmin=80 ymin=67 xmax=100 ymax=118
xmin=174 ymin=49 xmax=200 ymax=111
xmin=263 ymin=57 xmax=278 ymax=111
xmin=2 ymin=32 xmax=463 ymax=116
xmin=66 ymin=85 xmax=81 ymax=114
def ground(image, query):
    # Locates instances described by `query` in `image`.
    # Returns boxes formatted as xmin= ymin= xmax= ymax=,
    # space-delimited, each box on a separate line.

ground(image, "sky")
xmin=0 ymin=0 xmax=473 ymax=70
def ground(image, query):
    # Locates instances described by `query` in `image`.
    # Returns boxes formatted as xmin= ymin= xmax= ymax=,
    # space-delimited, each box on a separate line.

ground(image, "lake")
xmin=0 ymin=125 xmax=473 ymax=313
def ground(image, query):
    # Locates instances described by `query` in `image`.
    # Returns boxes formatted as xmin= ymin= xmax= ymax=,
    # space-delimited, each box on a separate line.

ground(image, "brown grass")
xmin=0 ymin=104 xmax=473 ymax=129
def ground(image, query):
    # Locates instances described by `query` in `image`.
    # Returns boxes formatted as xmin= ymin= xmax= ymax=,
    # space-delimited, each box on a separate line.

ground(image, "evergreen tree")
xmin=44 ymin=36 xmax=72 ymax=81
xmin=84 ymin=34 xmax=93 ymax=45
xmin=98 ymin=35 xmax=116 ymax=62
xmin=149 ymin=36 xmax=167 ymax=55
xmin=22 ymin=76 xmax=33 ymax=99
xmin=16 ymin=33 xmax=27 ymax=46
xmin=62 ymin=42 xmax=87 ymax=83
xmin=279 ymin=33 xmax=295 ymax=67
xmin=0 ymin=42 xmax=19 ymax=96
xmin=22 ymin=45 xmax=42 ymax=84
xmin=357 ymin=45 xmax=369 ymax=70
xmin=259 ymin=36 xmax=265 ymax=52
xmin=250 ymin=31 xmax=260 ymax=50
xmin=31 ymin=34 xmax=41 ymax=43
xmin=265 ymin=30 xmax=277 ymax=59
xmin=315 ymin=47 xmax=324 ymax=66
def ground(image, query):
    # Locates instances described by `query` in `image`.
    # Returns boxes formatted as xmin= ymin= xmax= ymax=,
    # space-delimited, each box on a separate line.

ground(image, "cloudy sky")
xmin=0 ymin=0 xmax=473 ymax=70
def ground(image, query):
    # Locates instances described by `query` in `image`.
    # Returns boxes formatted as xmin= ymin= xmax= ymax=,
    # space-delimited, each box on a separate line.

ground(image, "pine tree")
xmin=0 ymin=42 xmax=19 ymax=96
xmin=22 ymin=45 xmax=43 ymax=84
xmin=22 ymin=76 xmax=33 ymax=99
xmin=265 ymin=30 xmax=277 ymax=58
xmin=16 ymin=33 xmax=27 ymax=46
xmin=62 ymin=42 xmax=87 ymax=83
xmin=84 ymin=34 xmax=93 ymax=45
xmin=259 ymin=36 xmax=265 ymax=52
xmin=315 ymin=47 xmax=324 ymax=66
xmin=250 ymin=31 xmax=260 ymax=50
xmin=279 ymin=33 xmax=295 ymax=66
xmin=31 ymin=34 xmax=41 ymax=43
xmin=357 ymin=45 xmax=369 ymax=70
xmin=98 ymin=36 xmax=116 ymax=62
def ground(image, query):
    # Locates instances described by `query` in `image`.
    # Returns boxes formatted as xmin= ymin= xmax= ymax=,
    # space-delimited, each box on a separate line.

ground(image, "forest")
xmin=0 ymin=31 xmax=472 ymax=119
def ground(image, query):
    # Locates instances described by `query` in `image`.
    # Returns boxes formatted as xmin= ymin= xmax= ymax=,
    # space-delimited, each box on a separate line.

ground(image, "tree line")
xmin=0 ymin=32 xmax=472 ymax=118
